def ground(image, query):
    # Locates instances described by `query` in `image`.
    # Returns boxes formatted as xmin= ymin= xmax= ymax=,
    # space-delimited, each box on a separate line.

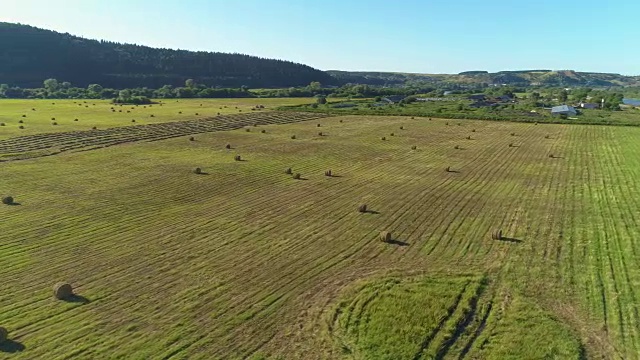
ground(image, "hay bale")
xmin=189 ymin=136 xmax=195 ymax=141
xmin=471 ymin=129 xmax=476 ymax=132
xmin=245 ymin=128 xmax=250 ymax=132
xmin=466 ymin=136 xmax=471 ymax=140
xmin=194 ymin=167 xmax=202 ymax=174
xmin=0 ymin=123 xmax=5 ymax=126
xmin=261 ymin=129 xmax=266 ymax=133
xmin=491 ymin=230 xmax=503 ymax=240
xmin=549 ymin=154 xmax=554 ymax=158
xmin=19 ymin=125 xmax=24 ymax=129
xmin=325 ymin=170 xmax=332 ymax=177
xmin=234 ymin=155 xmax=242 ymax=161
xmin=285 ymin=168 xmax=293 ymax=175
xmin=381 ymin=136 xmax=386 ymax=141
xmin=445 ymin=166 xmax=451 ymax=172
xmin=411 ymin=145 xmax=417 ymax=150
xmin=390 ymin=133 xmax=394 ymax=136
xmin=293 ymin=173 xmax=301 ymax=180
xmin=454 ymin=145 xmax=460 ymax=149
xmin=53 ymin=283 xmax=73 ymax=300
xmin=318 ymin=132 xmax=323 ymax=136
xmin=52 ymin=122 xmax=58 ymax=126
xmin=317 ymin=124 xmax=321 ymax=127
xmin=511 ymin=132 xmax=515 ymax=136
xmin=400 ymin=126 xmax=404 ymax=130
xmin=225 ymin=144 xmax=231 ymax=149
xmin=291 ymin=135 xmax=296 ymax=139
xmin=18 ymin=120 xmax=23 ymax=124
xmin=508 ymin=143 xmax=513 ymax=147
xmin=358 ymin=204 xmax=367 ymax=213
xmin=2 ymin=196 xmax=14 ymax=205
xmin=379 ymin=231 xmax=391 ymax=242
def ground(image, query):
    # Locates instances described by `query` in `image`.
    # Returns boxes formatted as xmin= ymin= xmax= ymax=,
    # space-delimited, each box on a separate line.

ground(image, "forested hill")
xmin=0 ymin=22 xmax=338 ymax=89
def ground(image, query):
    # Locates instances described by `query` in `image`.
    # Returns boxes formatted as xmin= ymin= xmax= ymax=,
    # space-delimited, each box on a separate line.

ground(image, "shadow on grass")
xmin=6 ymin=202 xmax=21 ymax=206
xmin=364 ymin=210 xmax=380 ymax=215
xmin=446 ymin=170 xmax=461 ymax=174
xmin=64 ymin=294 xmax=91 ymax=304
xmin=0 ymin=340 xmax=25 ymax=353
xmin=195 ymin=172 xmax=210 ymax=175
xmin=385 ymin=239 xmax=409 ymax=246
xmin=326 ymin=174 xmax=343 ymax=178
xmin=497 ymin=237 xmax=523 ymax=243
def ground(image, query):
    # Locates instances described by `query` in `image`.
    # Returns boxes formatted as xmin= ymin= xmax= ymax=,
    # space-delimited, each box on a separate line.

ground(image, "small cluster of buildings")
xmin=467 ymin=94 xmax=515 ymax=108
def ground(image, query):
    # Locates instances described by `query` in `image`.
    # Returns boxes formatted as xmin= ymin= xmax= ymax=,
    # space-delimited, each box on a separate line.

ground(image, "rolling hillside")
xmin=0 ymin=23 xmax=338 ymax=89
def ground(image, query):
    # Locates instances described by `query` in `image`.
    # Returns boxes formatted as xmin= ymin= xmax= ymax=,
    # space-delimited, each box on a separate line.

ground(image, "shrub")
xmin=92 ymin=126 xmax=97 ymax=130
xmin=339 ymin=119 xmax=343 ymax=123
xmin=2 ymin=196 xmax=14 ymax=205
xmin=150 ymin=114 xmax=155 ymax=117
xmin=179 ymin=111 xmax=182 ymax=114
xmin=293 ymin=173 xmax=301 ymax=180
xmin=472 ymin=129 xmax=476 ymax=132
xmin=225 ymin=144 xmax=231 ymax=149
xmin=466 ymin=136 xmax=471 ymax=140
xmin=549 ymin=154 xmax=554 ymax=158
xmin=379 ymin=231 xmax=391 ymax=242
xmin=195 ymin=113 xmax=199 ymax=115
xmin=325 ymin=170 xmax=332 ymax=177
xmin=234 ymin=155 xmax=242 ymax=161
xmin=285 ymin=168 xmax=292 ymax=175
xmin=358 ymin=204 xmax=367 ymax=213
xmin=445 ymin=122 xmax=449 ymax=125
xmin=53 ymin=283 xmax=73 ymax=300
xmin=194 ymin=167 xmax=202 ymax=174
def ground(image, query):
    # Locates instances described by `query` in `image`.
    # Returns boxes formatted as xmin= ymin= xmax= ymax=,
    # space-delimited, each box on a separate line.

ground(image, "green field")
xmin=0 ymin=98 xmax=316 ymax=139
xmin=1 ymin=101 xmax=640 ymax=359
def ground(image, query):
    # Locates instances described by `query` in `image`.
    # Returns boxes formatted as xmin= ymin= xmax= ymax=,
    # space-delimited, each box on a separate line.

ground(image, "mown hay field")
xmin=1 ymin=109 xmax=640 ymax=359
xmin=0 ymin=98 xmax=317 ymax=139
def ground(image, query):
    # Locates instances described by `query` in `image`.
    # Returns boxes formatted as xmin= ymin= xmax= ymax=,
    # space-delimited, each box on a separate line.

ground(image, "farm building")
xmin=551 ymin=105 xmax=577 ymax=116
xmin=579 ymin=102 xmax=599 ymax=109
xmin=468 ymin=94 xmax=486 ymax=101
xmin=381 ymin=95 xmax=407 ymax=104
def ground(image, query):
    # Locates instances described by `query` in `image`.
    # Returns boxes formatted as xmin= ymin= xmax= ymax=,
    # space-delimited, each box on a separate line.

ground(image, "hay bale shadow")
xmin=6 ymin=202 xmax=21 ymax=206
xmin=0 ymin=340 xmax=25 ymax=353
xmin=385 ymin=239 xmax=409 ymax=246
xmin=364 ymin=210 xmax=380 ymax=214
xmin=64 ymin=294 xmax=91 ymax=304
xmin=195 ymin=172 xmax=210 ymax=175
xmin=497 ymin=237 xmax=523 ymax=243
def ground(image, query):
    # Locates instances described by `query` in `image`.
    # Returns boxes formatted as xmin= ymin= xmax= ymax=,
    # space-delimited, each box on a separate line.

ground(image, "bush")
xmin=2 ymin=196 xmax=14 ymax=205
xmin=53 ymin=283 xmax=73 ymax=300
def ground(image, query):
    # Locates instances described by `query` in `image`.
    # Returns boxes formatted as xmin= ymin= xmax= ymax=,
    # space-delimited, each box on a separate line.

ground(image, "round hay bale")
xmin=0 ymin=123 xmax=5 ymax=126
xmin=0 ymin=327 xmax=7 ymax=344
xmin=194 ymin=167 xmax=202 ymax=174
xmin=390 ymin=133 xmax=394 ymax=136
xmin=549 ymin=154 xmax=554 ymax=158
xmin=400 ymin=126 xmax=404 ymax=130
xmin=411 ymin=145 xmax=417 ymax=150
xmin=318 ymin=132 xmax=323 ymax=136
xmin=317 ymin=124 xmax=321 ymax=127
xmin=509 ymin=143 xmax=513 ymax=147
xmin=291 ymin=135 xmax=296 ymax=139
xmin=339 ymin=119 xmax=343 ymax=123
xmin=245 ymin=128 xmax=250 ymax=132
xmin=358 ymin=204 xmax=367 ymax=213
xmin=325 ymin=170 xmax=332 ymax=177
xmin=18 ymin=120 xmax=23 ymax=124
xmin=381 ymin=136 xmax=386 ymax=141
xmin=379 ymin=231 xmax=391 ymax=243
xmin=261 ymin=129 xmax=266 ymax=133
xmin=285 ymin=168 xmax=292 ymax=175
xmin=2 ymin=196 xmax=14 ymax=205
xmin=19 ymin=125 xmax=24 ymax=129
xmin=293 ymin=173 xmax=301 ymax=180
xmin=189 ymin=136 xmax=195 ymax=141
xmin=131 ymin=119 xmax=135 ymax=122
xmin=454 ymin=145 xmax=459 ymax=149
xmin=445 ymin=166 xmax=451 ymax=172
xmin=234 ymin=155 xmax=242 ymax=161
xmin=225 ymin=144 xmax=231 ymax=149
xmin=491 ymin=230 xmax=503 ymax=240
xmin=52 ymin=122 xmax=57 ymax=126
xmin=511 ymin=132 xmax=515 ymax=136
xmin=53 ymin=283 xmax=73 ymax=300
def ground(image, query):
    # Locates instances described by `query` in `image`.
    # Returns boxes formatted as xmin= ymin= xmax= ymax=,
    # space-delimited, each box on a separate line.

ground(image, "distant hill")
xmin=327 ymin=70 xmax=640 ymax=87
xmin=0 ymin=22 xmax=338 ymax=89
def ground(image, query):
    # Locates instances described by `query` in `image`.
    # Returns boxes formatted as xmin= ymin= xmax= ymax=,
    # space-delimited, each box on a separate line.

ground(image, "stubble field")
xmin=1 ymin=101 xmax=639 ymax=359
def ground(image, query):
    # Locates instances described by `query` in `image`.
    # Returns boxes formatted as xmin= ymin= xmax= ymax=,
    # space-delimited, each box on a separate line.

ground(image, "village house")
xmin=551 ymin=105 xmax=577 ymax=116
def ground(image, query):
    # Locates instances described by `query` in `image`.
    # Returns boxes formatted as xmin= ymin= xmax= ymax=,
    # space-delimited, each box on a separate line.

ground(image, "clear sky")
xmin=2 ymin=0 xmax=638 ymax=75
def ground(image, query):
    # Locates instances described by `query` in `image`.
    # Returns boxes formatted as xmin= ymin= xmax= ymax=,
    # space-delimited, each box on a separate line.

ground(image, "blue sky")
xmin=2 ymin=0 xmax=638 ymax=75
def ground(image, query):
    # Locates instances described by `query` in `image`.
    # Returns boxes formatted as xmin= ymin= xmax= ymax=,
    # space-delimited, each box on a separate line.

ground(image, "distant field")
xmin=1 ymin=114 xmax=640 ymax=358
xmin=0 ymin=98 xmax=316 ymax=139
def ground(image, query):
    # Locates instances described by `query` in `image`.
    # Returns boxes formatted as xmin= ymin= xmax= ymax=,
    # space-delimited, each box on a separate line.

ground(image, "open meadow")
xmin=1 ymin=102 xmax=640 ymax=359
